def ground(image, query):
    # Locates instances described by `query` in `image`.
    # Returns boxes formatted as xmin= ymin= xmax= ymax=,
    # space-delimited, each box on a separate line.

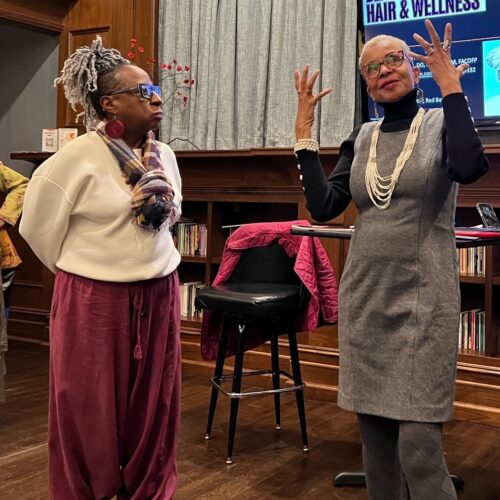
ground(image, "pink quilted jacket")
xmin=200 ymin=220 xmax=338 ymax=360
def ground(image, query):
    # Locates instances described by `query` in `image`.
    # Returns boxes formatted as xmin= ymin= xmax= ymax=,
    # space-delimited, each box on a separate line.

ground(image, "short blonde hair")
xmin=359 ymin=35 xmax=412 ymax=69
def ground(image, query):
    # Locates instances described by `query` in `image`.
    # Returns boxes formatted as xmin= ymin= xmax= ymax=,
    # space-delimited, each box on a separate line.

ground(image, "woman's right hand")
xmin=294 ymin=64 xmax=331 ymax=140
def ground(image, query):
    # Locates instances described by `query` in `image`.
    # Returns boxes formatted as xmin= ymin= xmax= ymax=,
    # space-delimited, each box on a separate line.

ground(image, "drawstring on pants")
xmin=133 ymin=291 xmax=145 ymax=360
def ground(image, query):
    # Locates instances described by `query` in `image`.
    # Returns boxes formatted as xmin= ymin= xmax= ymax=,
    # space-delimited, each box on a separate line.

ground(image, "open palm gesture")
xmin=409 ymin=19 xmax=468 ymax=97
xmin=294 ymin=64 xmax=331 ymax=139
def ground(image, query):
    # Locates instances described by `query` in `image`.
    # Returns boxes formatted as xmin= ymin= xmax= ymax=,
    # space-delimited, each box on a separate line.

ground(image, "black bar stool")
xmin=195 ymin=242 xmax=310 ymax=464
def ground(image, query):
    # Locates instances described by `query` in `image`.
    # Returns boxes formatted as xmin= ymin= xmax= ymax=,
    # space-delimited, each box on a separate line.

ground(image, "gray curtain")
xmin=158 ymin=0 xmax=358 ymax=150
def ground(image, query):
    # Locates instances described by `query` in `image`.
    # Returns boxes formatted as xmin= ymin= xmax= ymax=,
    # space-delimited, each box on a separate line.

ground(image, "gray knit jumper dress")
xmin=337 ymin=108 xmax=460 ymax=422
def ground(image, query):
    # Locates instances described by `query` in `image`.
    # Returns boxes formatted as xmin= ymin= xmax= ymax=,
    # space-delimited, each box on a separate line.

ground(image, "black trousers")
xmin=357 ymin=414 xmax=457 ymax=500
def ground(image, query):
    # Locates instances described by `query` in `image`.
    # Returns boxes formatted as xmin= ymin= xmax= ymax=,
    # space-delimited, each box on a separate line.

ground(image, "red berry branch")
xmin=159 ymin=60 xmax=195 ymax=107
xmin=128 ymin=38 xmax=195 ymax=108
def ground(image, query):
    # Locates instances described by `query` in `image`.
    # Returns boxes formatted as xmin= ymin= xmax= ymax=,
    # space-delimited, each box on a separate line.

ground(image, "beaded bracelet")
xmin=294 ymin=138 xmax=319 ymax=154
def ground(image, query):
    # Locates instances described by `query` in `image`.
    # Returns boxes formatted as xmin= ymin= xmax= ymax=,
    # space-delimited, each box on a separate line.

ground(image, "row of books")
xmin=180 ymin=281 xmax=206 ymax=317
xmin=174 ymin=223 xmax=207 ymax=257
xmin=458 ymin=246 xmax=486 ymax=276
xmin=459 ymin=309 xmax=485 ymax=352
xmin=174 ymin=222 xmax=242 ymax=256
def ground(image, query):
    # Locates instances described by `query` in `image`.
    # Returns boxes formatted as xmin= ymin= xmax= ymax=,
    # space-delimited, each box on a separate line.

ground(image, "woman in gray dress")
xmin=293 ymin=20 xmax=489 ymax=500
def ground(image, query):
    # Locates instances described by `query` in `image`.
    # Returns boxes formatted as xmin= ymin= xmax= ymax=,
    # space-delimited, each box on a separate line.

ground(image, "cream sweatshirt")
xmin=19 ymin=132 xmax=182 ymax=282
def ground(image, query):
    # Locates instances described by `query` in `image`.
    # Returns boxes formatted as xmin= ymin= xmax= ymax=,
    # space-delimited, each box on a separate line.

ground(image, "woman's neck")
xmin=123 ymin=132 xmax=146 ymax=150
xmin=379 ymin=88 xmax=419 ymax=124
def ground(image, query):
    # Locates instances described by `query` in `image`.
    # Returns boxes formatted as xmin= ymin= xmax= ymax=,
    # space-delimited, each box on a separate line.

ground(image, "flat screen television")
xmin=359 ymin=0 xmax=500 ymax=130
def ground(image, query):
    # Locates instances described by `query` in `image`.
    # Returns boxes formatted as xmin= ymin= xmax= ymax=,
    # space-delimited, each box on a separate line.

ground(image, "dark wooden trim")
xmin=176 ymin=147 xmax=342 ymax=158
xmin=0 ymin=8 xmax=63 ymax=32
xmin=11 ymin=144 xmax=500 ymax=162
xmin=10 ymin=152 xmax=52 ymax=167
xmin=0 ymin=0 xmax=76 ymax=32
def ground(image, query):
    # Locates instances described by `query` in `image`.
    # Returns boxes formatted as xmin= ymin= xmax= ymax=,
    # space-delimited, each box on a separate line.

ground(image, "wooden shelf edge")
xmin=10 ymin=151 xmax=53 ymax=165
xmin=180 ymin=256 xmax=207 ymax=263
xmin=11 ymin=147 xmax=341 ymax=160
xmin=181 ymin=316 xmax=202 ymax=328
xmin=485 ymin=145 xmax=500 ymax=154
xmin=174 ymin=147 xmax=341 ymax=158
xmin=12 ymin=145 xmax=500 ymax=161
xmin=453 ymin=401 xmax=500 ymax=427
xmin=459 ymin=274 xmax=486 ymax=284
xmin=458 ymin=355 xmax=500 ymax=370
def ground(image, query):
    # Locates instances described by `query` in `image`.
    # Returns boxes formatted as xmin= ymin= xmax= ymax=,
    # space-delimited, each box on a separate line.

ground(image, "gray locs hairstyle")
xmin=54 ymin=36 xmax=130 ymax=130
xmin=359 ymin=34 xmax=413 ymax=71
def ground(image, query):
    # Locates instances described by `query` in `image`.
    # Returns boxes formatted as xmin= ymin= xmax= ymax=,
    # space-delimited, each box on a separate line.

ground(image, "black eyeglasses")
xmin=360 ymin=51 xmax=408 ymax=79
xmin=109 ymin=83 xmax=162 ymax=100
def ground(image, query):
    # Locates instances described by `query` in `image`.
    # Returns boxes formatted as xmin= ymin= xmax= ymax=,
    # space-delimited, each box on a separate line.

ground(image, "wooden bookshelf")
xmin=176 ymin=147 xmax=500 ymax=427
xmin=9 ymin=146 xmax=500 ymax=426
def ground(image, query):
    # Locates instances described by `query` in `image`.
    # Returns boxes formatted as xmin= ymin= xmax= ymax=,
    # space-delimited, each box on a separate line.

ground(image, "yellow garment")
xmin=0 ymin=162 xmax=29 ymax=269
xmin=0 ymin=270 xmax=6 ymax=403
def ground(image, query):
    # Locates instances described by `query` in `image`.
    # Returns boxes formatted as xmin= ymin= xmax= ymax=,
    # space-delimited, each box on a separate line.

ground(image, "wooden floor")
xmin=2 ymin=349 xmax=500 ymax=499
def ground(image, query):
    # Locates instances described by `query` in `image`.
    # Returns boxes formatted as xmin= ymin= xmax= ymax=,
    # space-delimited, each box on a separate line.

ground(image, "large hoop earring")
xmin=104 ymin=113 xmax=125 ymax=139
xmin=416 ymin=87 xmax=425 ymax=106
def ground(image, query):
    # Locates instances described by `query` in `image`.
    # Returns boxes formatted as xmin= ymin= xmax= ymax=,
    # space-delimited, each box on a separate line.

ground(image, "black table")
xmin=290 ymin=224 xmax=500 ymax=491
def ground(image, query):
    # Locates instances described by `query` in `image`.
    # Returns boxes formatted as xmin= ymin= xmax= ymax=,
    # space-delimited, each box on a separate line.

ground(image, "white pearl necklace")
xmin=365 ymin=107 xmax=425 ymax=210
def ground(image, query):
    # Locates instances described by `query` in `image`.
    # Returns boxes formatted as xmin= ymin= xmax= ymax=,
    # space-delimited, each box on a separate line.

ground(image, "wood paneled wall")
xmin=57 ymin=0 xmax=159 ymax=129
xmin=4 ymin=0 xmax=159 ymax=347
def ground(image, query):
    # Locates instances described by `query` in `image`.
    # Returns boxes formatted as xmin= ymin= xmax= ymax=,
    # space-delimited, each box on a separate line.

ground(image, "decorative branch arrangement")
xmin=128 ymin=38 xmax=195 ymax=108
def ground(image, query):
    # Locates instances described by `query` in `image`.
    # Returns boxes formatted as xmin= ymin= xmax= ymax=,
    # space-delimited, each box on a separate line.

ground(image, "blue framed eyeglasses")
xmin=109 ymin=83 xmax=161 ymax=100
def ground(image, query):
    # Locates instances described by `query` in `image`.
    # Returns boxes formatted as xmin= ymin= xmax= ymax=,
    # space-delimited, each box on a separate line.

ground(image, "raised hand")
xmin=294 ymin=64 xmax=332 ymax=140
xmin=409 ymin=19 xmax=468 ymax=97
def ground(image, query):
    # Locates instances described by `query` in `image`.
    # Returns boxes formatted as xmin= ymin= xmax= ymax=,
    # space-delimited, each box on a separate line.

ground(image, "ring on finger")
xmin=425 ymin=46 xmax=434 ymax=56
xmin=442 ymin=39 xmax=451 ymax=51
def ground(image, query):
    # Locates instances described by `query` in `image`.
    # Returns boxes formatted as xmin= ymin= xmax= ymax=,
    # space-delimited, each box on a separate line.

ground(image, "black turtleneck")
xmin=296 ymin=91 xmax=490 ymax=222
xmin=379 ymin=88 xmax=420 ymax=131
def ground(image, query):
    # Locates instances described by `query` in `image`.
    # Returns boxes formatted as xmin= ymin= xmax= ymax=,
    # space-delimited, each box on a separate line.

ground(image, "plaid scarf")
xmin=96 ymin=122 xmax=179 ymax=231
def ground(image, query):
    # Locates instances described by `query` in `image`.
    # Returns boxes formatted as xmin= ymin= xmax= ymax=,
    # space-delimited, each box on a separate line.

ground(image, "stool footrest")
xmin=211 ymin=369 xmax=305 ymax=399
xmin=221 ymin=369 xmax=275 ymax=379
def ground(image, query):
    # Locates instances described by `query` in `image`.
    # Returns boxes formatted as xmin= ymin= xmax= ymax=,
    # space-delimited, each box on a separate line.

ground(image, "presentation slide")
xmin=362 ymin=0 xmax=500 ymax=123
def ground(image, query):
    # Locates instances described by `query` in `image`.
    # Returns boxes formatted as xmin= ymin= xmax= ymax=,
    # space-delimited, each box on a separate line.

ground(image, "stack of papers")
xmin=290 ymin=225 xmax=354 ymax=238
xmin=455 ymin=227 xmax=500 ymax=239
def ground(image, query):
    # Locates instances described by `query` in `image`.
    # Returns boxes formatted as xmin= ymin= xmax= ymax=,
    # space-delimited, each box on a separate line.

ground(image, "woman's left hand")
xmin=409 ymin=19 xmax=469 ymax=97
xmin=294 ymin=64 xmax=332 ymax=140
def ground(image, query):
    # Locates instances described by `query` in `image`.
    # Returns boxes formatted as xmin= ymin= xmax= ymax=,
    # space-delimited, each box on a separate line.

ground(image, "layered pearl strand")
xmin=365 ymin=107 xmax=425 ymax=210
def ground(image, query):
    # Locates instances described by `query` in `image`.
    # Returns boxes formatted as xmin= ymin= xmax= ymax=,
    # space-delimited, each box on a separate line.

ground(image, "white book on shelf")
xmin=180 ymin=281 xmax=203 ymax=316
